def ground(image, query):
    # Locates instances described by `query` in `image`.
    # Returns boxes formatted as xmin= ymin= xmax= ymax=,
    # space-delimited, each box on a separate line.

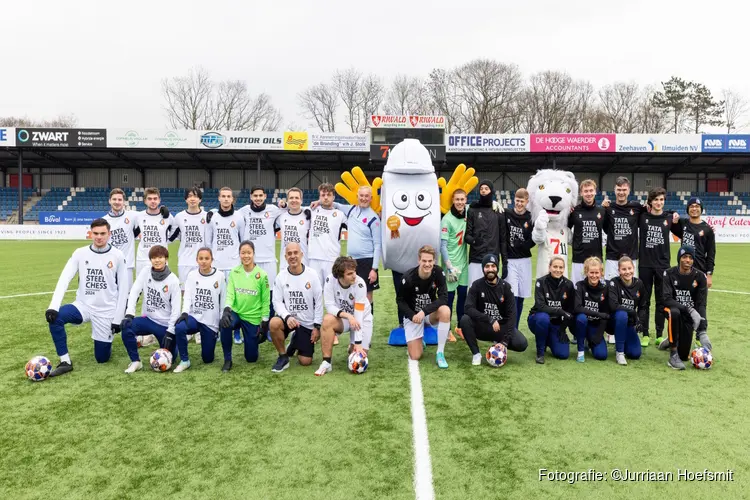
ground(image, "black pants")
xmin=663 ymin=306 xmax=693 ymax=361
xmin=392 ymin=270 xmax=403 ymax=325
xmin=639 ymin=266 xmax=666 ymax=336
xmin=459 ymin=315 xmax=528 ymax=355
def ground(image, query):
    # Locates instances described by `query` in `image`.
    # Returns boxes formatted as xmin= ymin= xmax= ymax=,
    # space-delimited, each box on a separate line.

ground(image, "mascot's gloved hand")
xmin=535 ymin=211 xmax=549 ymax=231
xmin=438 ymin=164 xmax=478 ymax=215
xmin=335 ymin=166 xmax=382 ymax=214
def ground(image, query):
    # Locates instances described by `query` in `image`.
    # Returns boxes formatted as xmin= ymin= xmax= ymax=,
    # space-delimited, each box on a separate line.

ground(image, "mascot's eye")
xmin=539 ymin=185 xmax=545 ymax=190
xmin=415 ymin=190 xmax=431 ymax=210
xmin=393 ymin=190 xmax=409 ymax=210
xmin=566 ymin=188 xmax=571 ymax=194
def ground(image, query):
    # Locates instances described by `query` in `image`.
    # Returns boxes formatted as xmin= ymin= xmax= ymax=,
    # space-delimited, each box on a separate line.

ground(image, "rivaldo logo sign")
xmin=370 ymin=115 xmax=446 ymax=129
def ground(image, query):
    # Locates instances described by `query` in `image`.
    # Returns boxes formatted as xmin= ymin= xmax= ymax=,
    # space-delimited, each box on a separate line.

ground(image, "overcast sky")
xmin=2 ymin=0 xmax=748 ymax=131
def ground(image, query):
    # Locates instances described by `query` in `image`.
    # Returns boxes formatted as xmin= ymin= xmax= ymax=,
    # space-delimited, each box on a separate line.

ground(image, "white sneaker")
xmin=186 ymin=334 xmax=194 ymax=343
xmin=136 ymin=335 xmax=143 ymax=347
xmin=472 ymin=353 xmax=482 ymax=366
xmin=124 ymin=361 xmax=143 ymax=373
xmin=173 ymin=360 xmax=191 ymax=373
xmin=607 ymin=334 xmax=616 ymax=344
xmin=616 ymin=352 xmax=627 ymax=366
xmin=141 ymin=335 xmax=157 ymax=346
xmin=195 ymin=332 xmax=201 ymax=344
xmin=314 ymin=360 xmax=332 ymax=376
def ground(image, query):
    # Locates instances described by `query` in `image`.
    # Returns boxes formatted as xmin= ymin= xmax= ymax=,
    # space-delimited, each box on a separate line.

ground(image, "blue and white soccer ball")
xmin=486 ymin=343 xmax=508 ymax=367
xmin=149 ymin=349 xmax=173 ymax=372
xmin=690 ymin=347 xmax=713 ymax=370
xmin=25 ymin=355 xmax=53 ymax=381
xmin=348 ymin=351 xmax=368 ymax=374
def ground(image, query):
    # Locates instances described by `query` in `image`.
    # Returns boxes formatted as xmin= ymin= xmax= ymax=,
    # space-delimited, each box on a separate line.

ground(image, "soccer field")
xmin=1 ymin=241 xmax=749 ymax=500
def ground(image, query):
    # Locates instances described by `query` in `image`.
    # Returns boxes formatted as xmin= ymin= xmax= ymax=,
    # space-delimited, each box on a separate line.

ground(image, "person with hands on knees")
xmin=659 ymin=245 xmax=711 ymax=370
xmin=527 ymin=256 xmax=575 ymax=364
xmin=217 ymin=241 xmax=270 ymax=372
xmin=173 ymin=247 xmax=226 ymax=372
xmin=397 ymin=245 xmax=451 ymax=367
xmin=465 ymin=179 xmax=507 ymax=285
xmin=121 ymin=244 xmax=181 ymax=373
xmin=45 ymin=218 xmax=129 ymax=377
xmin=573 ymin=256 xmax=610 ymax=363
xmin=269 ymin=243 xmax=324 ymax=373
xmin=459 ymin=254 xmax=528 ymax=366
xmin=317 ymin=256 xmax=374 ymax=376
xmin=607 ymin=256 xmax=648 ymax=365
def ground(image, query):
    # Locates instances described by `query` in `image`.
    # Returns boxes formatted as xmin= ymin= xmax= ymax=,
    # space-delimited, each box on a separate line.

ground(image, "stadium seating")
xmin=18 ymin=187 xmax=750 ymax=222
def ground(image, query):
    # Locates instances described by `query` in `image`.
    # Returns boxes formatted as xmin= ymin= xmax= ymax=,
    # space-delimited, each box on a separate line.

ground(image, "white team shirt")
xmin=278 ymin=209 xmax=311 ymax=262
xmin=136 ymin=211 xmax=174 ymax=263
xmin=173 ymin=209 xmax=208 ymax=267
xmin=127 ymin=268 xmax=182 ymax=333
xmin=49 ymin=245 xmax=128 ymax=323
xmin=323 ymin=274 xmax=372 ymax=342
xmin=240 ymin=204 xmax=283 ymax=263
xmin=205 ymin=209 xmax=245 ymax=271
xmin=308 ymin=206 xmax=346 ymax=262
xmin=182 ymin=267 xmax=225 ymax=332
xmin=273 ymin=265 xmax=323 ymax=330
xmin=105 ymin=210 xmax=139 ymax=268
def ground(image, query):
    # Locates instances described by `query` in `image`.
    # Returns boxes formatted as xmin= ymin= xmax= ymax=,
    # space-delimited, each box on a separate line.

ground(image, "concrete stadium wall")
xmin=733 ymin=174 xmax=750 ymax=192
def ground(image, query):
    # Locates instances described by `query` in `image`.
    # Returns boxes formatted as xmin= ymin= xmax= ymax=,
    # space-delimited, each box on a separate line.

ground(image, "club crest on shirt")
xmin=585 ymin=292 xmax=588 ymax=297
xmin=663 ymin=220 xmax=668 ymax=226
xmin=305 ymin=282 xmax=311 ymax=289
xmin=636 ymin=291 xmax=640 ymax=298
xmin=349 ymin=293 xmax=354 ymax=300
xmin=107 ymin=261 xmax=113 ymax=269
xmin=299 ymin=220 xmax=305 ymax=225
xmin=600 ymin=294 xmax=605 ymax=302
xmin=201 ymin=218 xmax=206 ymax=224
xmin=265 ymin=212 xmax=270 ymax=218
xmin=214 ymin=281 xmax=219 ymax=289
xmin=692 ymin=280 xmax=698 ymax=288
xmin=358 ymin=283 xmax=364 ymax=288
xmin=563 ymin=292 xmax=567 ymax=300
xmin=597 ymin=213 xmax=602 ymax=219
xmin=85 ymin=260 xmax=89 ymax=265
xmin=230 ymin=221 xmax=236 ymax=228
xmin=699 ymin=230 xmax=705 ymax=237
xmin=442 ymin=227 xmax=448 ymax=233
xmin=160 ymin=219 xmax=166 ymax=225
xmin=332 ymin=212 xmax=338 ymax=217
xmin=545 ymin=292 xmax=549 ymax=297
xmin=524 ymin=222 xmax=529 ymax=228
xmin=480 ymin=292 xmax=485 ymax=298
xmin=255 ymin=272 xmax=261 ymax=279
xmin=500 ymin=295 xmax=505 ymax=303
xmin=162 ymin=285 xmax=169 ymax=293
xmin=125 ymin=217 xmax=130 ymax=224
xmin=578 ymin=213 xmax=582 ymax=218
xmin=629 ymin=209 xmax=634 ymax=216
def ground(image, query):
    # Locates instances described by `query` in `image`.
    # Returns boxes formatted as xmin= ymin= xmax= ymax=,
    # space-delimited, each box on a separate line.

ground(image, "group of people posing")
xmin=42 ymin=174 xmax=716 ymax=377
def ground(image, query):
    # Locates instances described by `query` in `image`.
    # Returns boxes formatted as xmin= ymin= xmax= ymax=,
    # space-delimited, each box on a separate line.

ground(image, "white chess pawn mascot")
xmin=527 ymin=169 xmax=578 ymax=278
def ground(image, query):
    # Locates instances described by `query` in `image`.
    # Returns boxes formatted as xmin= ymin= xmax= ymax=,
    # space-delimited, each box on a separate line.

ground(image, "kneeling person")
xmin=173 ymin=247 xmax=226 ymax=372
xmin=460 ymin=254 xmax=528 ymax=366
xmin=121 ymin=245 xmax=181 ymax=373
xmin=44 ymin=218 xmax=128 ymax=376
xmin=397 ymin=245 xmax=451 ymax=367
xmin=573 ymin=256 xmax=610 ymax=362
xmin=317 ymin=256 xmax=373 ymax=376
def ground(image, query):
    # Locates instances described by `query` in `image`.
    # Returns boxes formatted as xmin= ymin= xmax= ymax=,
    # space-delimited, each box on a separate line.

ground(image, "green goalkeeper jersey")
xmin=441 ymin=209 xmax=469 ymax=291
xmin=226 ymin=264 xmax=271 ymax=324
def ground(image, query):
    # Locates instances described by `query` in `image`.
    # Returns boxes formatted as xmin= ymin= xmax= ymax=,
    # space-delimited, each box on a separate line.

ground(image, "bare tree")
xmin=636 ymin=86 xmax=668 ymax=133
xmin=297 ymin=83 xmax=338 ymax=132
xmin=426 ymin=68 xmax=463 ymax=132
xmin=722 ymin=88 xmax=748 ymax=133
xmin=333 ymin=68 xmax=363 ymax=133
xmin=597 ymin=82 xmax=641 ymax=132
xmin=0 ymin=114 xmax=78 ymax=127
xmin=384 ymin=75 xmax=433 ymax=116
xmin=522 ymin=71 xmax=586 ymax=132
xmin=212 ymin=81 xmax=282 ymax=131
xmin=359 ymin=74 xmax=384 ymax=131
xmin=452 ymin=59 xmax=523 ymax=133
xmin=162 ymin=67 xmax=215 ymax=129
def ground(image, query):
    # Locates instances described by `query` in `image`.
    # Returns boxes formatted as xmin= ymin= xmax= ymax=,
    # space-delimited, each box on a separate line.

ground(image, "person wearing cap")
xmin=659 ymin=245 xmax=712 ymax=370
xmin=672 ymin=197 xmax=716 ymax=288
xmin=465 ymin=179 xmax=507 ymax=285
xmin=459 ymin=254 xmax=528 ymax=366
xmin=527 ymin=256 xmax=576 ymax=364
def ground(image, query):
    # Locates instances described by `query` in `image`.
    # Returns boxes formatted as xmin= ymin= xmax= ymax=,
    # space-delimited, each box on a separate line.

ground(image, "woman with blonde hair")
xmin=573 ymin=256 xmax=610 ymax=362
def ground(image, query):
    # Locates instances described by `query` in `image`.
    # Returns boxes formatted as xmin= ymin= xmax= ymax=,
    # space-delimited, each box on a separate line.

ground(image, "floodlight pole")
xmin=256 ymin=154 xmax=261 ymax=184
xmin=17 ymin=148 xmax=24 ymax=225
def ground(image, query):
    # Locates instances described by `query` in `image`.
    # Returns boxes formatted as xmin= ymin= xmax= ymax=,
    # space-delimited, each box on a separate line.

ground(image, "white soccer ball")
xmin=348 ymin=351 xmax=368 ymax=374
xmin=149 ymin=349 xmax=173 ymax=372
xmin=486 ymin=343 xmax=508 ymax=367
xmin=25 ymin=355 xmax=53 ymax=381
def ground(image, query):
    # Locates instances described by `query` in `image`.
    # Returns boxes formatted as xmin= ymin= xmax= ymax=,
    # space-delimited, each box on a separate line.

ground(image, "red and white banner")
xmin=703 ymin=216 xmax=750 ymax=243
xmin=369 ymin=115 xmax=445 ymax=129
xmin=530 ymin=133 xmax=616 ymax=153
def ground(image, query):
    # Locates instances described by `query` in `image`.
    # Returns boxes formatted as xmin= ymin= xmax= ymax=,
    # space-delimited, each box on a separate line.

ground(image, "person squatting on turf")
xmin=173 ymin=247 xmax=225 ymax=372
xmin=317 ymin=256 xmax=373 ymax=376
xmin=121 ymin=245 xmax=181 ymax=373
xmin=460 ymin=254 xmax=528 ymax=366
xmin=269 ymin=243 xmax=323 ymax=373
xmin=638 ymin=187 xmax=681 ymax=347
xmin=607 ymin=256 xmax=648 ymax=365
xmin=465 ymin=179 xmax=508 ymax=284
xmin=573 ymin=257 xmax=610 ymax=363
xmin=45 ymin=218 xmax=129 ymax=377
xmin=397 ymin=245 xmax=451 ymax=367
xmin=169 ymin=187 xmax=208 ymax=291
xmin=135 ymin=187 xmax=173 ymax=277
xmin=659 ymin=246 xmax=712 ymax=370
xmin=568 ymin=179 xmax=605 ymax=285
xmin=527 ymin=256 xmax=576 ymax=364
xmin=217 ymin=241 xmax=270 ymax=372
xmin=504 ymin=188 xmax=535 ymax=328
xmin=104 ymin=188 xmax=139 ymax=293
xmin=441 ymin=188 xmax=469 ymax=340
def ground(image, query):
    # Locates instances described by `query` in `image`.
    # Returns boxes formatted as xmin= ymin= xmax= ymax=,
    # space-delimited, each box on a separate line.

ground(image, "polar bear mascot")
xmin=527 ymin=169 xmax=578 ymax=278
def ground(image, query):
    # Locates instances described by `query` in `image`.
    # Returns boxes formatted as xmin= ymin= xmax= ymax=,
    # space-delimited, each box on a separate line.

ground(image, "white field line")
xmin=709 ymin=288 xmax=750 ymax=295
xmin=408 ymin=358 xmax=435 ymax=500
xmin=0 ymin=289 xmax=74 ymax=300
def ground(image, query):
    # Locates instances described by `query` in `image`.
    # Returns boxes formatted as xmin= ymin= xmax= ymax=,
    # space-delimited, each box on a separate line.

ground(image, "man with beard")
xmin=465 ymin=179 xmax=507 ymax=284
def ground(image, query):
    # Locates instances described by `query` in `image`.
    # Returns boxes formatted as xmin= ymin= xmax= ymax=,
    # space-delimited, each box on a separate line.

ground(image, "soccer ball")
xmin=690 ymin=347 xmax=713 ymax=370
xmin=486 ymin=343 xmax=508 ymax=367
xmin=149 ymin=349 xmax=173 ymax=372
xmin=348 ymin=351 xmax=368 ymax=374
xmin=25 ymin=356 xmax=53 ymax=381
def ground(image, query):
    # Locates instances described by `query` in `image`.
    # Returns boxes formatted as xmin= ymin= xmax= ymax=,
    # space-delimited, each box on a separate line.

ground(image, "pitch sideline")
xmin=408 ymin=357 xmax=435 ymax=500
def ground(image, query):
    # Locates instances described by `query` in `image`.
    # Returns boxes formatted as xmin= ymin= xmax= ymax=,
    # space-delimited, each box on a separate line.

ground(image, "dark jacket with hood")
xmin=465 ymin=180 xmax=508 ymax=269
